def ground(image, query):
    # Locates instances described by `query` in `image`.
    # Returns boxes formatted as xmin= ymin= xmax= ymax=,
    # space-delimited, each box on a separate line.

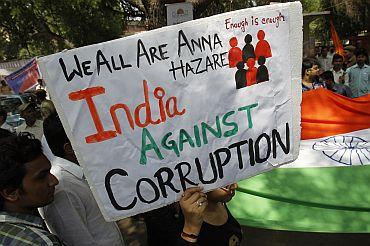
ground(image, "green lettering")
xmin=222 ymin=110 xmax=238 ymax=137
xmin=238 ymin=103 xmax=258 ymax=128
xmin=140 ymin=128 xmax=163 ymax=165
xmin=201 ymin=116 xmax=222 ymax=144
xmin=179 ymin=129 xmax=195 ymax=151
xmin=161 ymin=132 xmax=180 ymax=157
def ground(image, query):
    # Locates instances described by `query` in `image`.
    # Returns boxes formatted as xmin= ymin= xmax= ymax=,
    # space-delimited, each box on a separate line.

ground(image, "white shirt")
xmin=330 ymin=68 xmax=347 ymax=85
xmin=39 ymin=157 xmax=125 ymax=246
xmin=317 ymin=55 xmax=333 ymax=71
xmin=16 ymin=119 xmax=43 ymax=140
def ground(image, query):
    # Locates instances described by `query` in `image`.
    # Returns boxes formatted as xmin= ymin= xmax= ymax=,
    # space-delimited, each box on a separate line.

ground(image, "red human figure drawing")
xmin=255 ymin=30 xmax=272 ymax=60
xmin=228 ymin=37 xmax=243 ymax=68
xmin=246 ymin=58 xmax=257 ymax=86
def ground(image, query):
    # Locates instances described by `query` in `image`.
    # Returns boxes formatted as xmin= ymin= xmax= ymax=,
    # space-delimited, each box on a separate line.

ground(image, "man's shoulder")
xmin=0 ymin=221 xmax=62 ymax=245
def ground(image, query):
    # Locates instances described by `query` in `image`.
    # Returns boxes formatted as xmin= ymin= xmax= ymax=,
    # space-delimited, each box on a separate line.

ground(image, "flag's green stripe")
xmin=236 ymin=187 xmax=370 ymax=212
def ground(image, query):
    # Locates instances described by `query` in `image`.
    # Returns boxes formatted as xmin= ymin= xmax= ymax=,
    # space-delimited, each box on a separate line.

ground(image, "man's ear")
xmin=63 ymin=142 xmax=74 ymax=155
xmin=0 ymin=188 xmax=20 ymax=203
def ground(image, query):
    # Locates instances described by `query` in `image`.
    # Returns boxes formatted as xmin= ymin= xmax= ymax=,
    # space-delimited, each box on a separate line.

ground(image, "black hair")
xmin=0 ymin=109 xmax=7 ymax=120
xmin=43 ymin=114 xmax=69 ymax=158
xmin=0 ymin=135 xmax=42 ymax=210
xmin=355 ymin=48 xmax=368 ymax=58
xmin=332 ymin=53 xmax=344 ymax=62
xmin=302 ymin=58 xmax=319 ymax=78
xmin=35 ymin=89 xmax=47 ymax=102
xmin=0 ymin=129 xmax=13 ymax=139
xmin=320 ymin=71 xmax=334 ymax=82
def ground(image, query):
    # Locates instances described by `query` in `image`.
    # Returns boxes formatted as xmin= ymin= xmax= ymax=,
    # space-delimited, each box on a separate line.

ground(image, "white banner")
xmin=38 ymin=2 xmax=302 ymax=221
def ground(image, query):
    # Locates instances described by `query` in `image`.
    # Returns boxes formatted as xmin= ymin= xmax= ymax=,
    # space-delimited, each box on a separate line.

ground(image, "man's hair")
xmin=35 ymin=89 xmax=47 ymax=102
xmin=0 ymin=109 xmax=7 ymax=120
xmin=0 ymin=135 xmax=42 ymax=210
xmin=355 ymin=48 xmax=368 ymax=58
xmin=302 ymin=58 xmax=319 ymax=77
xmin=43 ymin=114 xmax=69 ymax=158
xmin=320 ymin=71 xmax=334 ymax=82
xmin=332 ymin=54 xmax=344 ymax=62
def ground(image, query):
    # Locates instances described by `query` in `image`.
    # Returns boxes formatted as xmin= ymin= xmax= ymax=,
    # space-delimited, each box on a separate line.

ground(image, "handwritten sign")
xmin=38 ymin=2 xmax=302 ymax=221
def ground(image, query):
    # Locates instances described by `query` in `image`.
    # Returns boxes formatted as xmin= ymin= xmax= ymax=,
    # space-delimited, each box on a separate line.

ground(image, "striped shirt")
xmin=0 ymin=211 xmax=64 ymax=246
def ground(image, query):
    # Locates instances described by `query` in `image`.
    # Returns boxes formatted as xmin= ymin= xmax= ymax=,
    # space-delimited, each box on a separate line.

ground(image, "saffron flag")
xmin=330 ymin=19 xmax=344 ymax=57
xmin=5 ymin=58 xmax=40 ymax=94
xmin=229 ymin=89 xmax=370 ymax=233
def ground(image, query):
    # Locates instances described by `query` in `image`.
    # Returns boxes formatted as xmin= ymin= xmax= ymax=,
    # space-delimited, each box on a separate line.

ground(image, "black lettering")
xmin=59 ymin=56 xmax=83 ymax=82
xmin=149 ymin=47 xmax=162 ymax=63
xmin=248 ymin=138 xmax=255 ymax=166
xmin=195 ymin=155 xmax=218 ymax=184
xmin=119 ymin=54 xmax=132 ymax=68
xmin=136 ymin=178 xmax=160 ymax=204
xmin=111 ymin=56 xmax=121 ymax=71
xmin=81 ymin=60 xmax=93 ymax=75
xmin=174 ymin=162 xmax=197 ymax=191
xmin=272 ymin=123 xmax=290 ymax=158
xmin=255 ymin=133 xmax=271 ymax=163
xmin=220 ymin=52 xmax=228 ymax=67
xmin=96 ymin=50 xmax=112 ymax=75
xmin=154 ymin=167 xmax=180 ymax=198
xmin=158 ymin=44 xmax=169 ymax=60
xmin=105 ymin=169 xmax=137 ymax=210
xmin=214 ymin=147 xmax=231 ymax=179
xmin=137 ymin=39 xmax=151 ymax=67
xmin=169 ymin=60 xmax=185 ymax=80
xmin=178 ymin=30 xmax=194 ymax=56
xmin=229 ymin=140 xmax=248 ymax=169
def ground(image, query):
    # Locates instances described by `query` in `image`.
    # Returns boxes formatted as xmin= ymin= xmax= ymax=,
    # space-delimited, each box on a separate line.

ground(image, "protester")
xmin=144 ymin=185 xmax=242 ymax=246
xmin=344 ymin=45 xmax=357 ymax=69
xmin=0 ymin=109 xmax=13 ymax=132
xmin=35 ymin=89 xmax=48 ymax=103
xmin=301 ymin=58 xmax=325 ymax=92
xmin=316 ymin=46 xmax=332 ymax=71
xmin=16 ymin=102 xmax=43 ymax=140
xmin=320 ymin=71 xmax=352 ymax=97
xmin=40 ymin=115 xmax=125 ymax=246
xmin=330 ymin=54 xmax=347 ymax=85
xmin=40 ymin=99 xmax=56 ymax=120
xmin=0 ymin=134 xmax=63 ymax=245
xmin=346 ymin=48 xmax=370 ymax=98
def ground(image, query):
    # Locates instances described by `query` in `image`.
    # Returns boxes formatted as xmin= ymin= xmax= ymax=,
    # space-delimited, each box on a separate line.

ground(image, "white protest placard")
xmin=38 ymin=2 xmax=302 ymax=221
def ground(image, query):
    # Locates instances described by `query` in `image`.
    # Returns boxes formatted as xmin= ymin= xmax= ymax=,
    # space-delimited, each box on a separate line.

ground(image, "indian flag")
xmin=285 ymin=88 xmax=370 ymax=168
xmin=229 ymin=89 xmax=370 ymax=237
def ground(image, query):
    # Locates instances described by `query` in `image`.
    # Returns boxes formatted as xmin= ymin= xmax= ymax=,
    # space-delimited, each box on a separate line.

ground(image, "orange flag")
xmin=301 ymin=88 xmax=370 ymax=140
xmin=330 ymin=19 xmax=344 ymax=57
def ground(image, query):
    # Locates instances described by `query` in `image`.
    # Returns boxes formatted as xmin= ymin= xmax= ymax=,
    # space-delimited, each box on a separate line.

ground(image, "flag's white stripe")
xmin=283 ymin=128 xmax=370 ymax=168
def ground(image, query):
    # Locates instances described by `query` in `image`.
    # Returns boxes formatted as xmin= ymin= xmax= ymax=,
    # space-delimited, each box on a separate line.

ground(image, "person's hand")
xmin=179 ymin=187 xmax=208 ymax=241
xmin=338 ymin=75 xmax=345 ymax=84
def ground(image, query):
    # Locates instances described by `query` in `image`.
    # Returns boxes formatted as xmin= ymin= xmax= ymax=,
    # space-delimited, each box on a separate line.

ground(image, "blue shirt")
xmin=347 ymin=64 xmax=370 ymax=98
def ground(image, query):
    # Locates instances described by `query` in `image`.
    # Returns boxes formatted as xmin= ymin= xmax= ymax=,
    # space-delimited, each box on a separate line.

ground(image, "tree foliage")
xmin=0 ymin=0 xmax=367 ymax=61
xmin=0 ymin=0 xmax=125 ymax=61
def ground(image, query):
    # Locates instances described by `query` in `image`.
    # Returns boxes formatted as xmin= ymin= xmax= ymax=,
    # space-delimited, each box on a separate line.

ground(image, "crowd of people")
xmin=0 ymin=42 xmax=369 ymax=246
xmin=302 ymin=46 xmax=369 ymax=98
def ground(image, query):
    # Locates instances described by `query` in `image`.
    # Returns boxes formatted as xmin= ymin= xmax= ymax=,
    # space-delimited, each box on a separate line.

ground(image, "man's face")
xmin=20 ymin=107 xmax=37 ymax=126
xmin=356 ymin=54 xmax=367 ymax=67
xmin=345 ymin=50 xmax=353 ymax=59
xmin=321 ymin=48 xmax=328 ymax=57
xmin=332 ymin=58 xmax=343 ymax=69
xmin=18 ymin=154 xmax=59 ymax=211
xmin=307 ymin=64 xmax=320 ymax=78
